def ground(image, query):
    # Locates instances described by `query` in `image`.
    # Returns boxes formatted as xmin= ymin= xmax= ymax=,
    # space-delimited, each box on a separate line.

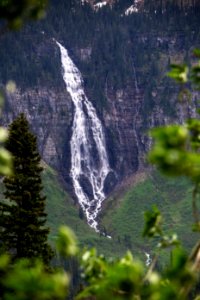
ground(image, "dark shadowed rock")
xmin=78 ymin=174 xmax=94 ymax=200
xmin=103 ymin=171 xmax=118 ymax=194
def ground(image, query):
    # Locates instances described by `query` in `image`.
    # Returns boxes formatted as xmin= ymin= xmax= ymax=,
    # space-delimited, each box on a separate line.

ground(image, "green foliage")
xmin=42 ymin=166 xmax=127 ymax=258
xmin=168 ymin=64 xmax=189 ymax=83
xmin=0 ymin=0 xmax=48 ymax=30
xmin=0 ymin=93 xmax=12 ymax=176
xmin=149 ymin=50 xmax=200 ymax=235
xmin=149 ymin=125 xmax=192 ymax=179
xmin=148 ymin=120 xmax=200 ymax=183
xmin=77 ymin=244 xmax=199 ymax=300
xmin=100 ymin=172 xmax=195 ymax=259
xmin=143 ymin=205 xmax=162 ymax=238
xmin=0 ymin=221 xmax=198 ymax=300
xmin=191 ymin=65 xmax=200 ymax=89
xmin=1 ymin=259 xmax=68 ymax=300
xmin=56 ymin=226 xmax=78 ymax=258
xmin=40 ymin=168 xmax=200 ymax=300
xmin=143 ymin=206 xmax=180 ymax=250
xmin=78 ymin=249 xmax=144 ymax=300
xmin=0 ymin=225 xmax=77 ymax=300
xmin=167 ymin=49 xmax=200 ymax=88
xmin=0 ymin=127 xmax=12 ymax=176
xmin=0 ymin=114 xmax=53 ymax=264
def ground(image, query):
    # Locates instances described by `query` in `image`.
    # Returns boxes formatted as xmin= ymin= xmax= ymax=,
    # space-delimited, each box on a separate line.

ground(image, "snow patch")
xmin=125 ymin=4 xmax=138 ymax=15
xmin=94 ymin=1 xmax=108 ymax=11
xmin=125 ymin=0 xmax=143 ymax=15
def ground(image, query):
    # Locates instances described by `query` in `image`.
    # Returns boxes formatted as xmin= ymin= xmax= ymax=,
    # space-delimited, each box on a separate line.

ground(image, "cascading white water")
xmin=145 ymin=252 xmax=152 ymax=267
xmin=56 ymin=41 xmax=111 ymax=231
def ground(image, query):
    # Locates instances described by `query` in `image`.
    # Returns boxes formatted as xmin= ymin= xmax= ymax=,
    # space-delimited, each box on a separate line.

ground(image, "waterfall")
xmin=56 ymin=41 xmax=111 ymax=232
xmin=145 ymin=252 xmax=152 ymax=267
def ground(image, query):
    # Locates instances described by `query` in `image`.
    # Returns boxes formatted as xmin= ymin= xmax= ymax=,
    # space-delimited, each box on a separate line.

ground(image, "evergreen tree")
xmin=0 ymin=113 xmax=53 ymax=265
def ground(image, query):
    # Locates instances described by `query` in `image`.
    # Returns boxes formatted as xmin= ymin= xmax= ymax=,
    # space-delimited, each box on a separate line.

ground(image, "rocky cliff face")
xmin=1 ymin=5 xmax=199 ymax=199
xmin=4 ymin=86 xmax=74 ymax=188
xmin=102 ymin=74 xmax=197 ymax=183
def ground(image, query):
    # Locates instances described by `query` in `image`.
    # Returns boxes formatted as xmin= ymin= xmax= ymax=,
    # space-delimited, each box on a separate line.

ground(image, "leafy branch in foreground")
xmin=149 ymin=51 xmax=200 ymax=231
xmin=76 ymin=244 xmax=199 ymax=300
xmin=0 ymin=225 xmax=78 ymax=300
xmin=0 ymin=0 xmax=48 ymax=31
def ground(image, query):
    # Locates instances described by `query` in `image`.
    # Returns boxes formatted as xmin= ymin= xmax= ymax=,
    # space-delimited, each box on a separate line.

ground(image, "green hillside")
xmin=43 ymin=165 xmax=129 ymax=257
xmin=100 ymin=170 xmax=197 ymax=258
xmin=43 ymin=164 xmax=197 ymax=264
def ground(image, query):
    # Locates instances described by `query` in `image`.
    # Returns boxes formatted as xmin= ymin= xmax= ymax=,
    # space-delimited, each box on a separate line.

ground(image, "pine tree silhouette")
xmin=0 ymin=113 xmax=53 ymax=265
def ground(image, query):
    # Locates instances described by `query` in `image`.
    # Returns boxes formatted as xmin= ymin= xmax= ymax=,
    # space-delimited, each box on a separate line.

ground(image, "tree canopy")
xmin=0 ymin=113 xmax=53 ymax=264
xmin=0 ymin=0 xmax=48 ymax=31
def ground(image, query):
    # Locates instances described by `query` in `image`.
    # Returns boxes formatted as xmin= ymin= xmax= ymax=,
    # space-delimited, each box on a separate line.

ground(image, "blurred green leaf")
xmin=168 ymin=64 xmax=188 ymax=83
xmin=0 ymin=254 xmax=10 ymax=270
xmin=191 ymin=64 xmax=200 ymax=87
xmin=0 ymin=128 xmax=8 ymax=142
xmin=3 ymin=258 xmax=69 ymax=300
xmin=78 ymin=250 xmax=144 ymax=300
xmin=192 ymin=222 xmax=200 ymax=232
xmin=0 ymin=0 xmax=48 ymax=30
xmin=157 ymin=234 xmax=180 ymax=249
xmin=143 ymin=205 xmax=162 ymax=238
xmin=193 ymin=49 xmax=200 ymax=58
xmin=6 ymin=80 xmax=16 ymax=94
xmin=148 ymin=124 xmax=200 ymax=182
xmin=56 ymin=226 xmax=78 ymax=257
xmin=0 ymin=148 xmax=12 ymax=176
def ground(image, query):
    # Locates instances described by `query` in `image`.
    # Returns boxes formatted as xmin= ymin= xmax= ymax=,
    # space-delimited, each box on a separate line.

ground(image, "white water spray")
xmin=145 ymin=252 xmax=152 ymax=267
xmin=56 ymin=41 xmax=111 ymax=231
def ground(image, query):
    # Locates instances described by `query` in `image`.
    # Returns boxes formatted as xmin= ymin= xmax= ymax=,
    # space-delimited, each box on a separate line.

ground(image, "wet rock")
xmin=103 ymin=171 xmax=118 ymax=194
xmin=78 ymin=174 xmax=94 ymax=200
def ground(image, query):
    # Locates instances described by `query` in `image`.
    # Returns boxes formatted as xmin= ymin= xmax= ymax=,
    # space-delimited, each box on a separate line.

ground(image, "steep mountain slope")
xmin=45 ymin=165 xmax=196 ymax=262
xmin=0 ymin=1 xmax=200 ymax=241
xmin=43 ymin=164 xmax=196 ymax=264
xmin=2 ymin=3 xmax=199 ymax=179
xmin=100 ymin=170 xmax=195 ymax=256
xmin=43 ymin=165 xmax=131 ymax=257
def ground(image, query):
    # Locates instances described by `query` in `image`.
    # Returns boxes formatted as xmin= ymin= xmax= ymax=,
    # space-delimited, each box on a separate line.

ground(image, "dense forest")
xmin=0 ymin=0 xmax=200 ymax=111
